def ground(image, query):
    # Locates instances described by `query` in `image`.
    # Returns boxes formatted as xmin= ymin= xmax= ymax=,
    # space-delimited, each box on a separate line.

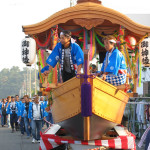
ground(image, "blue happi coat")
xmin=46 ymin=42 xmax=84 ymax=68
xmin=28 ymin=102 xmax=46 ymax=120
xmin=0 ymin=102 xmax=2 ymax=114
xmin=101 ymin=48 xmax=126 ymax=76
xmin=6 ymin=102 xmax=20 ymax=115
xmin=16 ymin=101 xmax=22 ymax=116
xmin=19 ymin=102 xmax=32 ymax=117
xmin=43 ymin=101 xmax=49 ymax=117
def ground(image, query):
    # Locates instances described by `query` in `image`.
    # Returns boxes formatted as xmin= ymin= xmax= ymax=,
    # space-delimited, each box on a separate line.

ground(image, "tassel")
xmin=81 ymin=54 xmax=92 ymax=117
xmin=81 ymin=82 xmax=92 ymax=117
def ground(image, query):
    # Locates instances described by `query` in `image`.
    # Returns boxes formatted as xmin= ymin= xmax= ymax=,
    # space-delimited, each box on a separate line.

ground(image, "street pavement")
xmin=0 ymin=121 xmax=145 ymax=150
xmin=136 ymin=139 xmax=145 ymax=150
xmin=0 ymin=125 xmax=39 ymax=150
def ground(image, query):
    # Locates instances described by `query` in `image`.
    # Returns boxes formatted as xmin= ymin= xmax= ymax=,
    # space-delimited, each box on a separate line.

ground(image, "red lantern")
xmin=45 ymin=87 xmax=51 ymax=92
xmin=125 ymin=36 xmax=136 ymax=50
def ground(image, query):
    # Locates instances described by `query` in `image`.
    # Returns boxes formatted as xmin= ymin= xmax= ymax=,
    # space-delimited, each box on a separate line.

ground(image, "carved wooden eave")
xmin=22 ymin=2 xmax=150 ymax=36
xmin=73 ymin=18 xmax=104 ymax=30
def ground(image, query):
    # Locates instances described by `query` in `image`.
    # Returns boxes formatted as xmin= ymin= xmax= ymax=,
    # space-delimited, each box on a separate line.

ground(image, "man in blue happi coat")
xmin=98 ymin=35 xmax=127 ymax=86
xmin=28 ymin=95 xmax=46 ymax=143
xmin=7 ymin=96 xmax=20 ymax=132
xmin=43 ymin=30 xmax=84 ymax=82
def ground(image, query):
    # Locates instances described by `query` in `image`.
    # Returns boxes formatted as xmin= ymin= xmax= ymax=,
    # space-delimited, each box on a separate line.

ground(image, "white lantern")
xmin=21 ymin=36 xmax=36 ymax=66
xmin=139 ymin=37 xmax=150 ymax=67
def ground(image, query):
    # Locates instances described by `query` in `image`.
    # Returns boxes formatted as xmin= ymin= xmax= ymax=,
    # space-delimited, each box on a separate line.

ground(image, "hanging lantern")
xmin=125 ymin=36 xmax=136 ymax=50
xmin=21 ymin=36 xmax=36 ymax=66
xmin=139 ymin=37 xmax=150 ymax=67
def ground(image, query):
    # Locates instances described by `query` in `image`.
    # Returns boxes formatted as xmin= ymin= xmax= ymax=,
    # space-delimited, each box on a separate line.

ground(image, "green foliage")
xmin=145 ymin=94 xmax=150 ymax=97
xmin=142 ymin=67 xmax=147 ymax=72
xmin=0 ymin=66 xmax=38 ymax=99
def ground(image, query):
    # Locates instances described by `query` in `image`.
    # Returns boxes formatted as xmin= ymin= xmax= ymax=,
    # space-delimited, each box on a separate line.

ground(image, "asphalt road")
xmin=0 ymin=125 xmax=39 ymax=150
xmin=0 ymin=120 xmax=145 ymax=150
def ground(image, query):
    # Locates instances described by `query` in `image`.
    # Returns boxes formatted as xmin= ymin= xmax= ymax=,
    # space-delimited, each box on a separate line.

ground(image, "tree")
xmin=0 ymin=66 xmax=39 ymax=99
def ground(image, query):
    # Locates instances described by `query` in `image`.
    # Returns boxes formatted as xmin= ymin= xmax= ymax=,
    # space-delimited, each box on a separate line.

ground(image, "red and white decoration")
xmin=21 ymin=36 xmax=36 ymax=66
xmin=139 ymin=37 xmax=150 ymax=67
xmin=39 ymin=127 xmax=136 ymax=150
xmin=125 ymin=36 xmax=136 ymax=50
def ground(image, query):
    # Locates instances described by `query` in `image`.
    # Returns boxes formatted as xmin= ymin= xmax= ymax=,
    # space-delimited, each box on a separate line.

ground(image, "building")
xmin=143 ymin=81 xmax=150 ymax=96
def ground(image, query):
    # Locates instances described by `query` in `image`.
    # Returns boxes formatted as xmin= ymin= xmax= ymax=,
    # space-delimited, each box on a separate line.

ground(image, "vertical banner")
xmin=139 ymin=37 xmax=150 ymax=67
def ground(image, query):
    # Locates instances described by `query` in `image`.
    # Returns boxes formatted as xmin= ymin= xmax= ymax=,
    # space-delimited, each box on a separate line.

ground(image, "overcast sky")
xmin=0 ymin=0 xmax=150 ymax=70
xmin=0 ymin=0 xmax=150 ymax=94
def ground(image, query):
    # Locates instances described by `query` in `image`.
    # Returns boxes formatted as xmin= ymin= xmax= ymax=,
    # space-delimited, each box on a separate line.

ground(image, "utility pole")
xmin=23 ymin=74 xmax=26 ymax=95
xmin=26 ymin=68 xmax=29 ymax=95
xmin=35 ymin=62 xmax=37 ymax=95
xmin=70 ymin=0 xmax=77 ymax=6
xmin=19 ymin=89 xmax=21 ymax=97
xmin=29 ymin=67 xmax=32 ymax=98
xmin=70 ymin=0 xmax=73 ymax=7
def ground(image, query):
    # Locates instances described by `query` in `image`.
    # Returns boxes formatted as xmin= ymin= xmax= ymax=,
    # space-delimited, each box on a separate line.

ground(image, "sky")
xmin=0 ymin=0 xmax=150 ymax=94
xmin=0 ymin=0 xmax=150 ymax=71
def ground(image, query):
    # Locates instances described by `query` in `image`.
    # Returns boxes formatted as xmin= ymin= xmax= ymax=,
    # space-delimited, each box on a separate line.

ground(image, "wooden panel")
xmin=52 ymin=77 xmax=80 ymax=98
xmin=93 ymin=77 xmax=129 ymax=103
xmin=92 ymin=77 xmax=129 ymax=124
xmin=52 ymin=87 xmax=81 ymax=123
xmin=92 ymin=88 xmax=126 ymax=124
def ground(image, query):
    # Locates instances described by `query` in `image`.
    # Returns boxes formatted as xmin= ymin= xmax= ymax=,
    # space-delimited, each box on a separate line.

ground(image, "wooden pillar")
xmin=133 ymin=74 xmax=138 ymax=93
xmin=83 ymin=49 xmax=91 ymax=141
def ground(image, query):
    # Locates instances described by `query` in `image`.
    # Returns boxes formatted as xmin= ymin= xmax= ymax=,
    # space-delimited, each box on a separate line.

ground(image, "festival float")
xmin=21 ymin=0 xmax=150 ymax=149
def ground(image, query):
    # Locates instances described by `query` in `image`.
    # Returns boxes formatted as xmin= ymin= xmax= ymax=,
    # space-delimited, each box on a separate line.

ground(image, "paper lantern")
xmin=21 ymin=36 xmax=36 ymax=66
xmin=125 ymin=36 xmax=136 ymax=50
xmin=139 ymin=37 xmax=150 ymax=67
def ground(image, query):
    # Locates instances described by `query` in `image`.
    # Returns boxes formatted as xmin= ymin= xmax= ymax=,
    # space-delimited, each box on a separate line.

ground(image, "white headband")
xmin=60 ymin=32 xmax=71 ymax=37
xmin=109 ymin=39 xmax=116 ymax=43
xmin=60 ymin=32 xmax=64 ymax=36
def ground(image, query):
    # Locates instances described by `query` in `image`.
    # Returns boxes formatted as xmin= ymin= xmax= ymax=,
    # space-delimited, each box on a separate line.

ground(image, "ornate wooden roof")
xmin=22 ymin=2 xmax=150 ymax=37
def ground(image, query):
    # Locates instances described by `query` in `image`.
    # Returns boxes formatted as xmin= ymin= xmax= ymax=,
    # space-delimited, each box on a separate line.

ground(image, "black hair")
xmin=61 ymin=31 xmax=71 ymax=38
xmin=92 ymin=64 xmax=97 ymax=69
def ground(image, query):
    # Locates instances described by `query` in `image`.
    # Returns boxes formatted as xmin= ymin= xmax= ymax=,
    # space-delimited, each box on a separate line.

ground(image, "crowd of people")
xmin=0 ymin=95 xmax=53 ymax=143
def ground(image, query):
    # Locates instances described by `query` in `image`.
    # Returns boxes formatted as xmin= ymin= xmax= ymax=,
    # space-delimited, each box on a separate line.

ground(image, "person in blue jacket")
xmin=0 ymin=101 xmax=2 ymax=116
xmin=98 ymin=35 xmax=127 ymax=86
xmin=28 ymin=95 xmax=46 ymax=143
xmin=15 ymin=95 xmax=22 ymax=130
xmin=1 ymin=99 xmax=7 ymax=127
xmin=19 ymin=95 xmax=32 ymax=138
xmin=18 ymin=98 xmax=26 ymax=136
xmin=43 ymin=97 xmax=53 ymax=127
xmin=7 ymin=96 xmax=19 ymax=132
xmin=6 ymin=96 xmax=11 ymax=128
xmin=43 ymin=30 xmax=84 ymax=82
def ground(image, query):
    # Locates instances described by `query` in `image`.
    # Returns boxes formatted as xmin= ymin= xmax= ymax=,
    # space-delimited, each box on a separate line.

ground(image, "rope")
xmin=43 ymin=118 xmax=53 ymax=134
